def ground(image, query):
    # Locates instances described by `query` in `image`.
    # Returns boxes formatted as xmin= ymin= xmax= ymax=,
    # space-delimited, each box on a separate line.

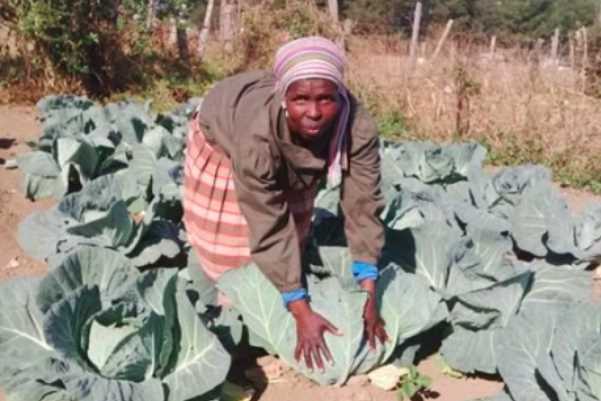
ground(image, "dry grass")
xmin=346 ymin=35 xmax=601 ymax=190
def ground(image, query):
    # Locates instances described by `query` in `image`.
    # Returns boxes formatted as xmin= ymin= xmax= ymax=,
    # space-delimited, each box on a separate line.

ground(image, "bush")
xmin=7 ymin=1 xmax=126 ymax=94
xmin=234 ymin=0 xmax=342 ymax=71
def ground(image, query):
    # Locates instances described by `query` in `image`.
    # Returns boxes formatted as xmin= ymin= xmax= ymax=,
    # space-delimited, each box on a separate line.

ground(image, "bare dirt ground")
xmin=0 ymin=105 xmax=599 ymax=401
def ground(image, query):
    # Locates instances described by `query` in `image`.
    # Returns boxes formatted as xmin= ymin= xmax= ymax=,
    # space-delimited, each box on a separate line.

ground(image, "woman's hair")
xmin=273 ymin=36 xmax=347 ymax=95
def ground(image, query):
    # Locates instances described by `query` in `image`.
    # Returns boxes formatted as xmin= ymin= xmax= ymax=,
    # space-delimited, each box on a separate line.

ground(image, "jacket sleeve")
xmin=231 ymin=132 xmax=303 ymax=293
xmin=340 ymin=105 xmax=385 ymax=266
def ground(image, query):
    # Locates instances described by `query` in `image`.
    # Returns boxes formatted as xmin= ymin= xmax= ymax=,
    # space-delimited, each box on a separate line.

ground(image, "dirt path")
xmin=0 ymin=105 xmax=598 ymax=401
xmin=0 ymin=105 xmax=52 ymax=281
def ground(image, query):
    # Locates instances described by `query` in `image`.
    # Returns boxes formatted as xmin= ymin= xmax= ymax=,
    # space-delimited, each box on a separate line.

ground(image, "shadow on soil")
xmin=0 ymin=138 xmax=15 ymax=149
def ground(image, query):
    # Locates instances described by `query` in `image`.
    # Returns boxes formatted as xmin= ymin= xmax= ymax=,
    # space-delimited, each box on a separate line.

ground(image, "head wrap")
xmin=273 ymin=36 xmax=349 ymax=188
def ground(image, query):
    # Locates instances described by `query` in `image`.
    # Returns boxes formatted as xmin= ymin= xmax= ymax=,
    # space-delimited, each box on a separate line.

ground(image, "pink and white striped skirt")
xmin=182 ymin=116 xmax=317 ymax=282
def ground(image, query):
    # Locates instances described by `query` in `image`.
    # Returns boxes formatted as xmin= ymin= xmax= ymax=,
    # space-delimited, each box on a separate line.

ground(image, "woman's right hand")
xmin=288 ymin=299 xmax=341 ymax=371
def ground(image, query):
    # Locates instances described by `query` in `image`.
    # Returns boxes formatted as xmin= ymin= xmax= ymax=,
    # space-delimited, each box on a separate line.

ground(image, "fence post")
xmin=569 ymin=33 xmax=575 ymax=70
xmin=409 ymin=0 xmax=422 ymax=69
xmin=489 ymin=35 xmax=496 ymax=59
xmin=582 ymin=26 xmax=589 ymax=68
xmin=431 ymin=19 xmax=453 ymax=62
xmin=551 ymin=27 xmax=560 ymax=66
xmin=581 ymin=27 xmax=589 ymax=91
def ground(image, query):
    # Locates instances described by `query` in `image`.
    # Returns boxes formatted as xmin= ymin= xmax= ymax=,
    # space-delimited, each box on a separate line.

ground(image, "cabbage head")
xmin=0 ymin=247 xmax=230 ymax=401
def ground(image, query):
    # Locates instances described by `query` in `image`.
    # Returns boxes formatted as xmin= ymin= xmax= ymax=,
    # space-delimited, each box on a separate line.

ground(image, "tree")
xmin=197 ymin=0 xmax=215 ymax=58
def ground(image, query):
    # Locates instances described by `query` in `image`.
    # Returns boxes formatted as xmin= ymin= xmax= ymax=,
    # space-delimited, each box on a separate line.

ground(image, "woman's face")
xmin=284 ymin=78 xmax=340 ymax=141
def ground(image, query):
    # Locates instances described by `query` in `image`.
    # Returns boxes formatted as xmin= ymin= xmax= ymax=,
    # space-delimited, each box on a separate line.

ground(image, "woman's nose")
xmin=307 ymin=102 xmax=321 ymax=119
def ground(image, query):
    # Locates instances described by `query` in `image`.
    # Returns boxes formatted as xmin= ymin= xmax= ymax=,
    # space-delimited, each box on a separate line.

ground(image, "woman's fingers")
xmin=377 ymin=324 xmax=389 ymax=344
xmin=294 ymin=341 xmax=302 ymax=362
xmin=320 ymin=339 xmax=334 ymax=364
xmin=303 ymin=344 xmax=314 ymax=371
xmin=324 ymin=320 xmax=342 ymax=336
xmin=368 ymin=325 xmax=377 ymax=350
xmin=312 ymin=344 xmax=325 ymax=371
xmin=366 ymin=319 xmax=389 ymax=350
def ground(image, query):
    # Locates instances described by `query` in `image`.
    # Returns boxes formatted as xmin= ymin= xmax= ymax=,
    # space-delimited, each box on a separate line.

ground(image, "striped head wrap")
xmin=273 ymin=36 xmax=349 ymax=188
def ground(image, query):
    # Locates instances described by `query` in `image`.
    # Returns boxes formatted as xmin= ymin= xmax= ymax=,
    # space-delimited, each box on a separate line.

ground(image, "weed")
xmin=396 ymin=365 xmax=432 ymax=401
xmin=378 ymin=111 xmax=410 ymax=139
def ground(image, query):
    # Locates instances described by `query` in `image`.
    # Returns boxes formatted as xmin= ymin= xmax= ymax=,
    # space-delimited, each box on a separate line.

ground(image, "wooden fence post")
xmin=581 ymin=27 xmax=589 ymax=90
xmin=582 ymin=26 xmax=589 ymax=68
xmin=409 ymin=0 xmax=422 ymax=69
xmin=534 ymin=38 xmax=544 ymax=63
xmin=489 ymin=35 xmax=496 ymax=59
xmin=569 ymin=33 xmax=576 ymax=70
xmin=551 ymin=27 xmax=560 ymax=66
xmin=431 ymin=19 xmax=453 ymax=62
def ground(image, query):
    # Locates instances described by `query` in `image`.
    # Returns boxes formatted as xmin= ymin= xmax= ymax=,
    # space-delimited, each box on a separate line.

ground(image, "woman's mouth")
xmin=303 ymin=125 xmax=322 ymax=135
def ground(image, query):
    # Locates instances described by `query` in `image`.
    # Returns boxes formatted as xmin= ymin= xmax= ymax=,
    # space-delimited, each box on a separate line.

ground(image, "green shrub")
xmin=9 ymin=1 xmax=125 ymax=94
xmin=235 ymin=0 xmax=342 ymax=71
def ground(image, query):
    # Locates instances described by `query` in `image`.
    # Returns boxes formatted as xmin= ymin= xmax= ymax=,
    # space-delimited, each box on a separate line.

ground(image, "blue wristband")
xmin=352 ymin=261 xmax=379 ymax=282
xmin=281 ymin=288 xmax=308 ymax=306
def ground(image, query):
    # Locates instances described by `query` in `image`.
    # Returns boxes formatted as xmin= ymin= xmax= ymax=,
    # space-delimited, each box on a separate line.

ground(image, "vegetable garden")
xmin=1 ymin=95 xmax=600 ymax=401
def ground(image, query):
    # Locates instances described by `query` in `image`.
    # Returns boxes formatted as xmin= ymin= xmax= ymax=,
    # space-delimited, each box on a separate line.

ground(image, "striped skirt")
xmin=182 ymin=115 xmax=317 ymax=282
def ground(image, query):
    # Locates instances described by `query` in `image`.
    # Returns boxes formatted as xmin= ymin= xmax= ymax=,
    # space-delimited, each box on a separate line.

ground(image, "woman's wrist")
xmin=359 ymin=278 xmax=376 ymax=293
xmin=352 ymin=261 xmax=379 ymax=282
xmin=287 ymin=298 xmax=312 ymax=318
xmin=281 ymin=288 xmax=308 ymax=306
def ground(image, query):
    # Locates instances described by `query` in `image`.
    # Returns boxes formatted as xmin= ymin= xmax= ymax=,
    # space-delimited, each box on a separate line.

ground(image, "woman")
xmin=183 ymin=36 xmax=387 ymax=371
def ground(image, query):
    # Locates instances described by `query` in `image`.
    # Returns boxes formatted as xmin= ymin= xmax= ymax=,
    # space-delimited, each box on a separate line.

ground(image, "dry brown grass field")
xmin=345 ymin=35 xmax=601 ymax=189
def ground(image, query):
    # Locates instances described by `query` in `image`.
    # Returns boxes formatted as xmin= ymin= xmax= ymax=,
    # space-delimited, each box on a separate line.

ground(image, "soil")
xmin=0 ymin=105 xmax=599 ymax=401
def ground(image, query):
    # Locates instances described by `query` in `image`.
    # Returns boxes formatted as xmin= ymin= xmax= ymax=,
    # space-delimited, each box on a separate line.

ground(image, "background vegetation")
xmin=1 ymin=0 xmax=600 ymax=192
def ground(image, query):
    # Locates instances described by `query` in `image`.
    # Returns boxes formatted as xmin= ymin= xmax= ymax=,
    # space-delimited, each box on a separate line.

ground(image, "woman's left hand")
xmin=359 ymin=279 xmax=388 ymax=350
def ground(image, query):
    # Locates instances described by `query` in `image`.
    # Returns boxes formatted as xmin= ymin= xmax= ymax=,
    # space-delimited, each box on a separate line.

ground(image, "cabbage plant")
xmin=217 ymin=261 xmax=444 ymax=386
xmin=0 ymin=247 xmax=230 ymax=401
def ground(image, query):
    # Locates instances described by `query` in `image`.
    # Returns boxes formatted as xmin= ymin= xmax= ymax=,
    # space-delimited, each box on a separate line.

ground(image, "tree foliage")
xmin=1 ymin=0 xmax=206 ymax=95
xmin=340 ymin=0 xmax=599 ymax=39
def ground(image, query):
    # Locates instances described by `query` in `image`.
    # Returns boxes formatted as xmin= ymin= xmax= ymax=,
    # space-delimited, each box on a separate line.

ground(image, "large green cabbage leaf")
xmin=217 ymin=262 xmax=443 ymax=386
xmin=0 ymin=247 xmax=230 ymax=401
xmin=18 ymin=174 xmax=182 ymax=268
xmin=18 ymin=95 xmax=198 ymax=201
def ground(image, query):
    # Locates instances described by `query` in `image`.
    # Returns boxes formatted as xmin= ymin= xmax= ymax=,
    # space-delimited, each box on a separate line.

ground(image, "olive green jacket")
xmin=197 ymin=70 xmax=384 ymax=292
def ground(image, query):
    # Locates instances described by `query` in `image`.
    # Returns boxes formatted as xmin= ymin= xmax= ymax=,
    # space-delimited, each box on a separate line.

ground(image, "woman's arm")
xmin=232 ymin=132 xmax=340 ymax=369
xmin=340 ymin=104 xmax=385 ymax=269
xmin=231 ymin=134 xmax=303 ymax=293
xmin=339 ymin=103 xmax=388 ymax=348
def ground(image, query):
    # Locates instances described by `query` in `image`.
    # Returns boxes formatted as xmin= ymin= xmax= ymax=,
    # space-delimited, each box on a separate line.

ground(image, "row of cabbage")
xmin=0 ymin=95 xmax=600 ymax=401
